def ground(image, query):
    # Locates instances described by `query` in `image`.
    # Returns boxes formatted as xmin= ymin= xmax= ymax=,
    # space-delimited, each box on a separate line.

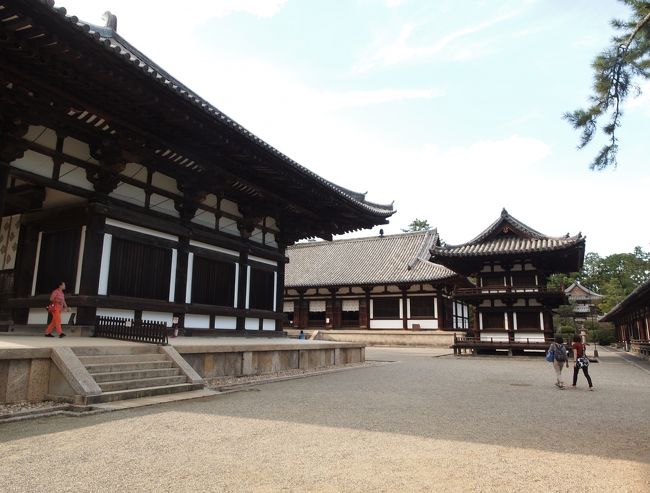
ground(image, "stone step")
xmin=72 ymin=346 xmax=160 ymax=357
xmin=85 ymin=383 xmax=205 ymax=404
xmin=91 ymin=368 xmax=182 ymax=383
xmin=78 ymin=354 xmax=169 ymax=365
xmin=99 ymin=375 xmax=188 ymax=392
xmin=85 ymin=361 xmax=175 ymax=374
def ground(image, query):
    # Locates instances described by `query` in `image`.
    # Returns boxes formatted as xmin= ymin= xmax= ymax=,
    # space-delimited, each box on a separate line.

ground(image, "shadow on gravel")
xmin=1 ymin=347 xmax=648 ymax=464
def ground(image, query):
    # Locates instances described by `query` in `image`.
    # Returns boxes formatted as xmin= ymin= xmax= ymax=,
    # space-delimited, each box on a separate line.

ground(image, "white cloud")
xmin=354 ymin=11 xmax=519 ymax=72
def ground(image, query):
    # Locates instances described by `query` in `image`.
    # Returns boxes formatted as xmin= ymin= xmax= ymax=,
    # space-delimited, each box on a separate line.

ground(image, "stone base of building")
xmin=287 ymin=329 xmax=462 ymax=347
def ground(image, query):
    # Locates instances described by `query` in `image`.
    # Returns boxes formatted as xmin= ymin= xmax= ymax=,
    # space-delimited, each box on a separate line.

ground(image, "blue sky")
xmin=59 ymin=0 xmax=648 ymax=256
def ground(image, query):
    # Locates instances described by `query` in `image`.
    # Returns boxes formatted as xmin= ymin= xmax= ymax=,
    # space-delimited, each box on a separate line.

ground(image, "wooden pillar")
xmin=401 ymin=287 xmax=408 ymax=329
xmin=359 ymin=288 xmax=371 ymax=329
xmin=275 ymin=254 xmax=286 ymax=331
xmin=0 ymin=163 xmax=9 ymax=218
xmin=76 ymin=204 xmax=107 ymax=325
xmin=236 ymin=247 xmax=249 ymax=331
xmin=173 ymin=235 xmax=189 ymax=331
xmin=437 ymin=294 xmax=445 ymax=329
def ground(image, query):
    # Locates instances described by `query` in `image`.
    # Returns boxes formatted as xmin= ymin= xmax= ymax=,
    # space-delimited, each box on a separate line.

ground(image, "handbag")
xmin=576 ymin=343 xmax=589 ymax=368
xmin=545 ymin=349 xmax=555 ymax=362
xmin=46 ymin=302 xmax=55 ymax=313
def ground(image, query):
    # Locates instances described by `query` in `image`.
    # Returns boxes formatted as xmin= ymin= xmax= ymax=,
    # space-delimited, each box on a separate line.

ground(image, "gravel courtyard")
xmin=1 ymin=346 xmax=648 ymax=492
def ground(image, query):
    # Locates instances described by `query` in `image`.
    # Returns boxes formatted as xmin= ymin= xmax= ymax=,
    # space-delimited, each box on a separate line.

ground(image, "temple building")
xmin=0 ymin=1 xmax=393 ymax=333
xmin=284 ymin=230 xmax=471 ymax=330
xmin=431 ymin=209 xmax=585 ymax=343
xmin=565 ymin=280 xmax=603 ymax=319
xmin=601 ymin=277 xmax=650 ymax=352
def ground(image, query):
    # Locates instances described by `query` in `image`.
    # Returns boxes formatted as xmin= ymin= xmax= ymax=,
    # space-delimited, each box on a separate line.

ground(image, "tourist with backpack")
xmin=571 ymin=335 xmax=594 ymax=391
xmin=547 ymin=335 xmax=569 ymax=389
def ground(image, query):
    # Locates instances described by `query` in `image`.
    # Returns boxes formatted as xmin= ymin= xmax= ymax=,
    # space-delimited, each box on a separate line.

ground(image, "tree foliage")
xmin=564 ymin=0 xmax=650 ymax=170
xmin=549 ymin=246 xmax=650 ymax=314
xmin=402 ymin=218 xmax=432 ymax=232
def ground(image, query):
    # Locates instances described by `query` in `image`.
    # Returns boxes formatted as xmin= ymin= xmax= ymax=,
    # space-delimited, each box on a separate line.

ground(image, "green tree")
xmin=401 ymin=218 xmax=432 ymax=232
xmin=564 ymin=0 xmax=650 ymax=170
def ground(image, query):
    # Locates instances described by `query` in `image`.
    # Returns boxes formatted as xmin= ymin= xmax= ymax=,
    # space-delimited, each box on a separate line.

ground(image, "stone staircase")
xmin=72 ymin=346 xmax=204 ymax=404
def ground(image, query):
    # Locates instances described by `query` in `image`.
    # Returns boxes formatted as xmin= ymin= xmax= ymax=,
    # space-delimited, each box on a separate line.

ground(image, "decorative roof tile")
xmin=285 ymin=231 xmax=460 ymax=288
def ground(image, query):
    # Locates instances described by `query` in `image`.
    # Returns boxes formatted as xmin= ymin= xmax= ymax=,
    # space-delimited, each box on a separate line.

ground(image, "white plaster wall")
xmin=407 ymin=319 xmax=438 ymax=329
xmin=97 ymin=308 xmax=135 ymax=319
xmin=185 ymin=314 xmax=210 ymax=329
xmin=250 ymin=228 xmax=264 ymax=244
xmin=214 ymin=316 xmax=237 ymax=330
xmin=141 ymin=311 xmax=173 ymax=327
xmin=62 ymin=137 xmax=95 ymax=162
xmin=192 ymin=210 xmax=216 ymax=229
xmin=59 ymin=163 xmax=94 ymax=191
xmin=245 ymin=318 xmax=259 ymax=330
xmin=149 ymin=194 xmax=180 ymax=218
xmin=266 ymin=235 xmax=278 ymax=248
xmin=11 ymin=150 xmax=53 ymax=178
xmin=514 ymin=332 xmax=545 ymax=342
xmin=24 ymin=126 xmax=57 ymax=149
xmin=262 ymin=319 xmax=276 ymax=331
xmin=480 ymin=332 xmax=509 ymax=342
xmin=370 ymin=320 xmax=403 ymax=329
xmin=27 ymin=308 xmax=49 ymax=325
xmin=121 ymin=162 xmax=147 ymax=182
xmin=151 ymin=172 xmax=180 ymax=195
xmin=218 ymin=217 xmax=240 ymax=236
xmin=110 ymin=183 xmax=147 ymax=207
xmin=220 ymin=199 xmax=242 ymax=217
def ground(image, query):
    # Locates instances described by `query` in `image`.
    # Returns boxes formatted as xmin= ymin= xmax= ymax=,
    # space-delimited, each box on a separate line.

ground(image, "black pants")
xmin=573 ymin=364 xmax=593 ymax=387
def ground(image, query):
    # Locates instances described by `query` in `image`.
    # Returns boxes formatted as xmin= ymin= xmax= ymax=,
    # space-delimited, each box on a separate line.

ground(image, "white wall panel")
xmin=141 ymin=311 xmax=173 ymax=326
xmin=151 ymin=172 xmax=180 ymax=194
xmin=62 ymin=137 xmax=94 ymax=162
xmin=185 ymin=314 xmax=210 ymax=329
xmin=407 ymin=319 xmax=438 ymax=329
xmin=262 ymin=319 xmax=276 ymax=331
xmin=97 ymin=308 xmax=135 ymax=319
xmin=220 ymin=198 xmax=242 ymax=217
xmin=59 ymin=163 xmax=94 ymax=191
xmin=110 ymin=183 xmax=147 ymax=207
xmin=214 ymin=316 xmax=237 ymax=329
xmin=11 ymin=150 xmax=53 ymax=178
xmin=370 ymin=320 xmax=403 ymax=329
xmin=149 ymin=193 xmax=180 ymax=218
xmin=245 ymin=318 xmax=259 ymax=330
xmin=121 ymin=162 xmax=147 ymax=182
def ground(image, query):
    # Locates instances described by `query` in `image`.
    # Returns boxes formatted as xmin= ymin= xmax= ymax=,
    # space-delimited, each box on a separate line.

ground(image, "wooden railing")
xmin=94 ymin=316 xmax=168 ymax=345
xmin=630 ymin=339 xmax=650 ymax=357
xmin=454 ymin=286 xmax=563 ymax=296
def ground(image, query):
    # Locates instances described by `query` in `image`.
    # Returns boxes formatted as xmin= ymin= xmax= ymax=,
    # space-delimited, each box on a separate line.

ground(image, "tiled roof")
xmin=601 ymin=276 xmax=650 ymax=322
xmin=565 ymin=281 xmax=604 ymax=301
xmin=432 ymin=209 xmax=584 ymax=258
xmin=28 ymin=1 xmax=393 ymax=218
xmin=285 ymin=230 xmax=460 ymax=288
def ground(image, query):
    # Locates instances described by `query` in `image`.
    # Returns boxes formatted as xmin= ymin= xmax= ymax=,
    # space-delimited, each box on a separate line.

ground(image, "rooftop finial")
xmin=102 ymin=10 xmax=117 ymax=31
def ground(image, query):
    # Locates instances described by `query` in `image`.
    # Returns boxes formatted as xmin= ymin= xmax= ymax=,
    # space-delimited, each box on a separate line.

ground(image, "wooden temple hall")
xmin=431 ymin=209 xmax=585 ymax=348
xmin=0 ymin=1 xmax=394 ymax=333
xmin=284 ymin=230 xmax=471 ymax=330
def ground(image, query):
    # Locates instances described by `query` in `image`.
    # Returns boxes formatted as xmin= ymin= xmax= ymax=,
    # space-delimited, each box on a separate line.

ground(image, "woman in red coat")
xmin=571 ymin=335 xmax=594 ymax=390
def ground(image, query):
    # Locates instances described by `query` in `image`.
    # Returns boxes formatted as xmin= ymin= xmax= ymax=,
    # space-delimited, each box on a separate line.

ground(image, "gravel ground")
xmin=0 ymin=400 xmax=59 ymax=415
xmin=0 ymin=346 xmax=648 ymax=492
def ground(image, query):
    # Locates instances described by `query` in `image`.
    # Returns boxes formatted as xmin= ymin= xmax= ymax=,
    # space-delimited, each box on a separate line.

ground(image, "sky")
xmin=56 ymin=0 xmax=648 ymax=256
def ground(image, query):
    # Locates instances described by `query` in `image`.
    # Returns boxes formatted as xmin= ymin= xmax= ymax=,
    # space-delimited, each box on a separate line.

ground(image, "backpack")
xmin=554 ymin=343 xmax=568 ymax=362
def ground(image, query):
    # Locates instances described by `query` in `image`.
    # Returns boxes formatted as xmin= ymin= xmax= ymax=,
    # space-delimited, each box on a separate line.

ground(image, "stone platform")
xmin=287 ymin=328 xmax=462 ymax=347
xmin=0 ymin=335 xmax=365 ymax=403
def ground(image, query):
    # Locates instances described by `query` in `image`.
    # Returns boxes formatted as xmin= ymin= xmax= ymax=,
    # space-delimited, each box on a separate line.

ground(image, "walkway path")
xmin=1 ymin=347 xmax=647 ymax=492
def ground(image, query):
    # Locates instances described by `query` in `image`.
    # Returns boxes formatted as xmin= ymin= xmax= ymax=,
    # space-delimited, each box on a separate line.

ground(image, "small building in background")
xmin=431 ymin=209 xmax=585 ymax=344
xmin=564 ymin=280 xmax=603 ymax=319
xmin=284 ymin=230 xmax=471 ymax=330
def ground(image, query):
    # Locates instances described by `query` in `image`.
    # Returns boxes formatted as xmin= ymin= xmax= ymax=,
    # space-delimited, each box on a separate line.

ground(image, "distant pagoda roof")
xmin=601 ymin=276 xmax=650 ymax=323
xmin=285 ymin=230 xmax=466 ymax=288
xmin=431 ymin=209 xmax=585 ymax=274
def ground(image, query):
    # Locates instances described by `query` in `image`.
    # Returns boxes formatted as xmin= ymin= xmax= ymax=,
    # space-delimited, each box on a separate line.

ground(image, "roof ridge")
xmin=288 ymin=230 xmax=434 ymax=249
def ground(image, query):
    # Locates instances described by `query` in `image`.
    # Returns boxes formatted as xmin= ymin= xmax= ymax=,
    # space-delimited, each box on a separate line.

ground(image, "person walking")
xmin=571 ymin=335 xmax=594 ymax=391
xmin=45 ymin=281 xmax=69 ymax=338
xmin=548 ymin=335 xmax=569 ymax=389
